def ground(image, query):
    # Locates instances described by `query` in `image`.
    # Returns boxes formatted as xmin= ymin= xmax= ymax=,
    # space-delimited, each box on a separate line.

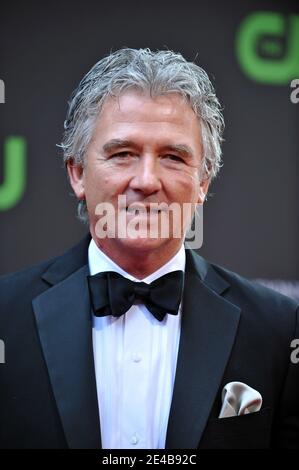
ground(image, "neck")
xmin=92 ymin=237 xmax=183 ymax=279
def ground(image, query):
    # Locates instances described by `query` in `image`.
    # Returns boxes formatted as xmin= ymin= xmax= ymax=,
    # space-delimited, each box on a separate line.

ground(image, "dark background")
xmin=0 ymin=0 xmax=298 ymax=282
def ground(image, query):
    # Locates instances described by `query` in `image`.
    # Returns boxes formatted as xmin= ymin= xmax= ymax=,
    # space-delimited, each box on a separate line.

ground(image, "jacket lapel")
xmin=32 ymin=235 xmax=101 ymax=449
xmin=166 ymin=250 xmax=241 ymax=449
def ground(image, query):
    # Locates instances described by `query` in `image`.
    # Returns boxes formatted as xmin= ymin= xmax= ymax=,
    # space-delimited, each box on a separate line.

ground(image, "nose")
xmin=129 ymin=154 xmax=162 ymax=195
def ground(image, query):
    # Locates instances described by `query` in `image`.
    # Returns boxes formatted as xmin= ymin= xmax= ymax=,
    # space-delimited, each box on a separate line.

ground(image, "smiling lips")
xmin=125 ymin=206 xmax=166 ymax=214
xmin=122 ymin=201 xmax=169 ymax=214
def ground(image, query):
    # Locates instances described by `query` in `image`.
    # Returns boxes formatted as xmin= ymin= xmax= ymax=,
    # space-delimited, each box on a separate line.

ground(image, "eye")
xmin=107 ymin=151 xmax=138 ymax=163
xmin=164 ymin=154 xmax=184 ymax=162
xmin=111 ymin=151 xmax=132 ymax=158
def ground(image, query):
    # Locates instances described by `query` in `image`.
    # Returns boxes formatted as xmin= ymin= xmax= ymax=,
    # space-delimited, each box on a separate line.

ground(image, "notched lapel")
xmin=166 ymin=251 xmax=241 ymax=449
xmin=32 ymin=264 xmax=101 ymax=449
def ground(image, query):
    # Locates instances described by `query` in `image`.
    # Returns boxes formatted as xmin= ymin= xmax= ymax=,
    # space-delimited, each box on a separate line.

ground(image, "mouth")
xmin=125 ymin=205 xmax=167 ymax=214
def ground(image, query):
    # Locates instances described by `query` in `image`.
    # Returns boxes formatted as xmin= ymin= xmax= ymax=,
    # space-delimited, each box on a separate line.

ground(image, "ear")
xmin=66 ymin=159 xmax=85 ymax=200
xmin=197 ymin=177 xmax=210 ymax=204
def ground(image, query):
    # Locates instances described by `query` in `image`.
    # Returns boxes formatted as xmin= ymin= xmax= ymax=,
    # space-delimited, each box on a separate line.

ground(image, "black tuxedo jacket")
xmin=0 ymin=235 xmax=298 ymax=449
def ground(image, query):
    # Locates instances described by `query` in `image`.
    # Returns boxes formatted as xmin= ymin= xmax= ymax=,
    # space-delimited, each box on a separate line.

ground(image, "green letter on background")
xmin=236 ymin=12 xmax=299 ymax=84
xmin=0 ymin=136 xmax=27 ymax=211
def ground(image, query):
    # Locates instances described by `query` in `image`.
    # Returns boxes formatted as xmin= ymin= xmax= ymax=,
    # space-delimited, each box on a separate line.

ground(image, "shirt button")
xmin=131 ymin=434 xmax=139 ymax=445
xmin=132 ymin=353 xmax=142 ymax=363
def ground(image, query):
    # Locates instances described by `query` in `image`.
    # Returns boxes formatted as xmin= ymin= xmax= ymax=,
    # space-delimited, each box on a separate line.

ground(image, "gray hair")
xmin=60 ymin=48 xmax=224 ymax=223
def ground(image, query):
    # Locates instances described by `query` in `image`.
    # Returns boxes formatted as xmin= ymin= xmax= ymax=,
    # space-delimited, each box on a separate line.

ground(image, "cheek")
xmin=85 ymin=165 xmax=110 ymax=190
xmin=86 ymin=172 xmax=129 ymax=206
xmin=168 ymin=174 xmax=200 ymax=202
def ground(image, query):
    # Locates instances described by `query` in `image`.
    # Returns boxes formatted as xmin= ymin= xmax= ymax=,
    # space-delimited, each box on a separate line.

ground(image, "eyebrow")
xmin=102 ymin=139 xmax=136 ymax=154
xmin=102 ymin=139 xmax=194 ymax=159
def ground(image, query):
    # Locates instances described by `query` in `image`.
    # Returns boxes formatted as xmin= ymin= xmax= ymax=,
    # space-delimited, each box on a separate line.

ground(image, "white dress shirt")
xmin=89 ymin=239 xmax=185 ymax=449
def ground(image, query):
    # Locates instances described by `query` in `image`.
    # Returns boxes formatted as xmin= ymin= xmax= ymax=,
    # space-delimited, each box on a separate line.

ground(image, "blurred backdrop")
xmin=0 ymin=0 xmax=298 ymax=297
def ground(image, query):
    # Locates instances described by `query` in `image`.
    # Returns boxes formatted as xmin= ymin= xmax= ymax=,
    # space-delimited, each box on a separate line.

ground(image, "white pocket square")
xmin=219 ymin=381 xmax=262 ymax=418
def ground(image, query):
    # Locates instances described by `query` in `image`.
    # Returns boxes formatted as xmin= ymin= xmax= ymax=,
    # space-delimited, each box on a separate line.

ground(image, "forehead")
xmin=101 ymin=90 xmax=190 ymax=117
xmin=93 ymin=90 xmax=202 ymax=144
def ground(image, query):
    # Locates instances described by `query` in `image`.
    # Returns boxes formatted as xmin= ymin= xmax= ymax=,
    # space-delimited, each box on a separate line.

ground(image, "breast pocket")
xmin=199 ymin=407 xmax=272 ymax=449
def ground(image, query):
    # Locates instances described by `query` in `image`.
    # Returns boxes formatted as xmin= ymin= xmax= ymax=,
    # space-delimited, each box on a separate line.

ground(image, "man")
xmin=0 ymin=48 xmax=298 ymax=449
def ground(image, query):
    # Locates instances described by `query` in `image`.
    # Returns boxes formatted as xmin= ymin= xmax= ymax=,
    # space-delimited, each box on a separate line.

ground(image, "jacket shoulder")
xmin=190 ymin=250 xmax=298 ymax=326
xmin=0 ymin=256 xmax=58 ymax=297
xmin=211 ymin=261 xmax=298 ymax=311
xmin=0 ymin=234 xmax=90 ymax=311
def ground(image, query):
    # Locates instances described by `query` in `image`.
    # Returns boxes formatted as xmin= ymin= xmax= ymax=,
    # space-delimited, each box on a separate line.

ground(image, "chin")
xmin=117 ymin=235 xmax=180 ymax=254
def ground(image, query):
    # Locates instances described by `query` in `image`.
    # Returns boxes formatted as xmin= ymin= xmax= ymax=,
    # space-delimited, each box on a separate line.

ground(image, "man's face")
xmin=68 ymin=90 xmax=209 ymax=260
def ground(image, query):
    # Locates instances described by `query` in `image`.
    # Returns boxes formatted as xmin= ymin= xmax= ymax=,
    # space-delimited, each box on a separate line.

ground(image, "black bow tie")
xmin=87 ymin=270 xmax=184 ymax=322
